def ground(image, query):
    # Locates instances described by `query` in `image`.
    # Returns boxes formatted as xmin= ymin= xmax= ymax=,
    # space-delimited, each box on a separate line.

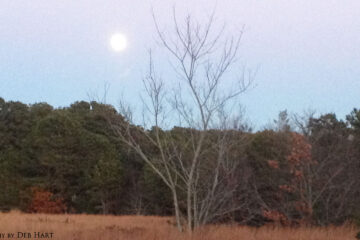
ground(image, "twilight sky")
xmin=0 ymin=0 xmax=359 ymax=129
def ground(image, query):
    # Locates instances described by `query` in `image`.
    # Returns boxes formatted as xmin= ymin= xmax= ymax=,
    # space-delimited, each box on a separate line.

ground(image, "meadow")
xmin=0 ymin=211 xmax=358 ymax=240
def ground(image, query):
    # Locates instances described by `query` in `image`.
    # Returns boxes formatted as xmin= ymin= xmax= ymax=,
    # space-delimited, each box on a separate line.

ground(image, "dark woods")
xmin=0 ymin=97 xmax=359 ymax=227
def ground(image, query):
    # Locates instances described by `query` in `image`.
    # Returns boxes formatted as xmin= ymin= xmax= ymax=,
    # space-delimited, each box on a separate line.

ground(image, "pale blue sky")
xmin=1 ymin=0 xmax=359 ymax=128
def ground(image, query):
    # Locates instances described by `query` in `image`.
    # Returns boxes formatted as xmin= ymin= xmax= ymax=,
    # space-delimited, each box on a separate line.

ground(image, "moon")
xmin=110 ymin=33 xmax=128 ymax=52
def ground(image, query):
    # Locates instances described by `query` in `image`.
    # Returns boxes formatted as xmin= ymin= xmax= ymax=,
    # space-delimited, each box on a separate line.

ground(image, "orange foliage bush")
xmin=264 ymin=133 xmax=315 ymax=225
xmin=27 ymin=187 xmax=67 ymax=214
xmin=286 ymin=132 xmax=312 ymax=168
xmin=267 ymin=160 xmax=280 ymax=169
xmin=262 ymin=210 xmax=289 ymax=226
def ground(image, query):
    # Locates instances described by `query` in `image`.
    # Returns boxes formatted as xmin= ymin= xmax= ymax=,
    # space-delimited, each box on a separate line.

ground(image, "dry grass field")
xmin=0 ymin=211 xmax=358 ymax=240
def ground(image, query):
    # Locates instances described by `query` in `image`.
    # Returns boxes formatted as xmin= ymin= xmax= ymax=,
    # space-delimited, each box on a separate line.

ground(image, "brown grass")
xmin=0 ymin=211 xmax=358 ymax=240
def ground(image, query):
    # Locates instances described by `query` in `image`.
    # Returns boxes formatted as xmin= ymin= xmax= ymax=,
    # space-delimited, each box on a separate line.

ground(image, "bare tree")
xmin=292 ymin=109 xmax=316 ymax=136
xmin=110 ymin=9 xmax=253 ymax=232
xmin=87 ymin=81 xmax=111 ymax=104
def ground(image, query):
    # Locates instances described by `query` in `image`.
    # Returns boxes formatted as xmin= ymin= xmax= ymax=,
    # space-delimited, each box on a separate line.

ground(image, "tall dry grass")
xmin=0 ymin=211 xmax=357 ymax=240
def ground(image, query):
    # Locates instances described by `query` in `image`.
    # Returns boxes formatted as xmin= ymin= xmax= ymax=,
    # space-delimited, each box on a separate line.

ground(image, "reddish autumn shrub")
xmin=267 ymin=160 xmax=280 ymax=169
xmin=262 ymin=210 xmax=289 ymax=226
xmin=262 ymin=132 xmax=315 ymax=226
xmin=27 ymin=187 xmax=67 ymax=214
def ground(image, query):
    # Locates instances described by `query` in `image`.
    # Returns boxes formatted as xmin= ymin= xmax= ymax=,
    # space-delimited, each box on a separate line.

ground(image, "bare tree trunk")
xmin=172 ymin=188 xmax=183 ymax=232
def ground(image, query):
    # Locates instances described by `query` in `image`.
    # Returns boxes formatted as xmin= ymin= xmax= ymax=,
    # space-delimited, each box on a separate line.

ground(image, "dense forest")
xmin=0 ymin=97 xmax=359 ymax=227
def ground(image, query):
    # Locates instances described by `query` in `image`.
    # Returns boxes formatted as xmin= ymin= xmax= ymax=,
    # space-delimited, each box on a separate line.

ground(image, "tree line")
xmin=0 ymin=97 xmax=359 ymax=227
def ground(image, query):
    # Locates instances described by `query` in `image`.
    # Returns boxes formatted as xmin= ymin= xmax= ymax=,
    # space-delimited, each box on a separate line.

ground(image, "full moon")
xmin=110 ymin=33 xmax=128 ymax=52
